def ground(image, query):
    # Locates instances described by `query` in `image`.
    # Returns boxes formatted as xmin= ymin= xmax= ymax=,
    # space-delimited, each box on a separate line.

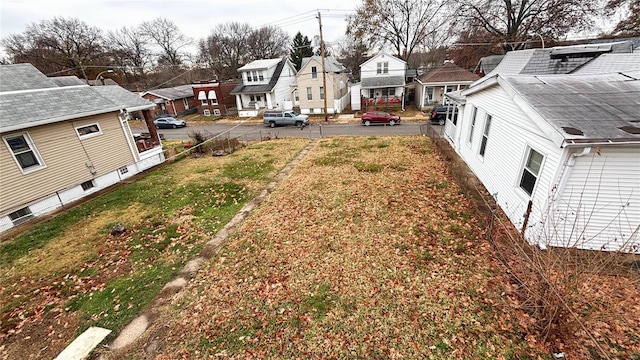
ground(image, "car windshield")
xmin=290 ymin=111 xmax=299 ymax=116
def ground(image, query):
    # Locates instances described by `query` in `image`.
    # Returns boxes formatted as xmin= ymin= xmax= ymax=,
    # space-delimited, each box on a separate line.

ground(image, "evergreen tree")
xmin=290 ymin=32 xmax=314 ymax=70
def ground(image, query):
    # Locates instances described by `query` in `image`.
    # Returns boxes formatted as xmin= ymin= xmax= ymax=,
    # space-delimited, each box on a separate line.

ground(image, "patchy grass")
xmin=107 ymin=136 xmax=547 ymax=359
xmin=0 ymin=138 xmax=309 ymax=359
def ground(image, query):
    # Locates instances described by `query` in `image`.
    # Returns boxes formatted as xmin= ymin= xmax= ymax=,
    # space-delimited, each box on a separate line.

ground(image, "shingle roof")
xmin=301 ymin=56 xmax=346 ymax=73
xmin=142 ymin=84 xmax=194 ymax=100
xmin=231 ymin=58 xmax=285 ymax=95
xmin=50 ymin=76 xmax=87 ymax=87
xmin=0 ymin=65 xmax=154 ymax=133
xmin=503 ymin=72 xmax=640 ymax=143
xmin=238 ymin=58 xmax=282 ymax=71
xmin=361 ymin=75 xmax=405 ymax=89
xmin=573 ymin=53 xmax=640 ymax=74
xmin=0 ymin=63 xmax=58 ymax=92
xmin=418 ymin=62 xmax=479 ymax=83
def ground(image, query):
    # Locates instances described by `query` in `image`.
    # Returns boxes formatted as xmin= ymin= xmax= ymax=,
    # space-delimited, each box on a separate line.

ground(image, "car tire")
xmin=364 ymin=120 xmax=371 ymax=126
xmin=295 ymin=121 xmax=302 ymax=127
xmin=270 ymin=121 xmax=275 ymax=128
xmin=389 ymin=119 xmax=396 ymax=126
xmin=172 ymin=124 xmax=177 ymax=129
xmin=438 ymin=119 xmax=445 ymax=126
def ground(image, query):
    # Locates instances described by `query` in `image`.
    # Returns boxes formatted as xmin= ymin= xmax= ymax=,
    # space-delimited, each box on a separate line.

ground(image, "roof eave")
xmin=1 ymin=106 xmax=123 ymax=133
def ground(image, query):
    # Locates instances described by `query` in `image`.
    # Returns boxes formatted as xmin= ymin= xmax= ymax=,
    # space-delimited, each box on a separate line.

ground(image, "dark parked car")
xmin=361 ymin=111 xmax=401 ymax=126
xmin=154 ymin=117 xmax=186 ymax=129
xmin=430 ymin=106 xmax=458 ymax=125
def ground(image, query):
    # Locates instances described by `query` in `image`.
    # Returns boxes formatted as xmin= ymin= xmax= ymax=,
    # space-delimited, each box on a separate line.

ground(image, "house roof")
xmin=301 ymin=56 xmax=346 ymax=73
xmin=51 ymin=76 xmax=87 ymax=87
xmin=230 ymin=58 xmax=286 ymax=95
xmin=480 ymin=41 xmax=635 ymax=81
xmin=502 ymin=72 xmax=640 ymax=144
xmin=573 ymin=53 xmax=640 ymax=74
xmin=238 ymin=58 xmax=282 ymax=71
xmin=0 ymin=63 xmax=58 ymax=92
xmin=0 ymin=64 xmax=155 ymax=133
xmin=417 ymin=62 xmax=480 ymax=84
xmin=361 ymin=75 xmax=405 ymax=89
xmin=141 ymin=84 xmax=194 ymax=100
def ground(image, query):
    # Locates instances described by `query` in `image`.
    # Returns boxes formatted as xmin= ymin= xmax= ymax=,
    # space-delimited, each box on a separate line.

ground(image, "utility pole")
xmin=317 ymin=11 xmax=328 ymax=122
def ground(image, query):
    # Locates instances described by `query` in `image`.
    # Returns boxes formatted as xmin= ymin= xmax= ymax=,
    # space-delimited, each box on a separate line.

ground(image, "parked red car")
xmin=361 ymin=111 xmax=401 ymax=126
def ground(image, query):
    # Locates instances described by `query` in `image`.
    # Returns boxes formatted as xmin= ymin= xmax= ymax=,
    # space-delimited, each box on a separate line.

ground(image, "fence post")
xmin=319 ymin=124 xmax=323 ymax=138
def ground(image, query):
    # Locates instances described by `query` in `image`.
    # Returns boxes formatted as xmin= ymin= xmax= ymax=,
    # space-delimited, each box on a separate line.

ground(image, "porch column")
xmin=235 ymin=95 xmax=243 ymax=110
xmin=266 ymin=93 xmax=273 ymax=109
xmin=143 ymin=110 xmax=160 ymax=143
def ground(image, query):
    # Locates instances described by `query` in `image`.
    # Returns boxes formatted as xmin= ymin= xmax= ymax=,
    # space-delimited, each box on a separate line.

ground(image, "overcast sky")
xmin=0 ymin=0 xmax=361 ymax=52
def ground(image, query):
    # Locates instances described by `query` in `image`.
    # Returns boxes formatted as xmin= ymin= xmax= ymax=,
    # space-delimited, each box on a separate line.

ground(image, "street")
xmin=140 ymin=121 xmax=431 ymax=141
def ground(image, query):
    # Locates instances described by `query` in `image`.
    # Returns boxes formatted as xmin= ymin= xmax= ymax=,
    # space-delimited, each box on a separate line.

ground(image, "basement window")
xmin=81 ymin=180 xmax=95 ymax=191
xmin=9 ymin=207 xmax=34 ymax=225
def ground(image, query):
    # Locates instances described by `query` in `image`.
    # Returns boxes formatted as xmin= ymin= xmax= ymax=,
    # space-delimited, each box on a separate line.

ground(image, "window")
xmin=250 ymin=95 xmax=255 ymax=102
xmin=369 ymin=89 xmax=375 ymax=98
xmin=4 ymin=133 xmax=44 ymax=172
xmin=208 ymin=90 xmax=218 ymax=105
xmin=294 ymin=90 xmax=299 ymax=102
xmin=203 ymin=109 xmax=211 ymax=116
xmin=312 ymin=66 xmax=318 ymax=79
xmin=307 ymin=87 xmax=313 ymax=100
xmin=213 ymin=109 xmax=221 ymax=116
xmin=320 ymin=86 xmax=324 ymax=100
xmin=376 ymin=62 xmax=389 ymax=74
xmin=201 ymin=99 xmax=208 ymax=106
xmin=75 ymin=123 xmax=102 ymax=139
xmin=520 ymin=149 xmax=544 ymax=196
xmin=256 ymin=95 xmax=261 ymax=101
xmin=9 ymin=207 xmax=33 ymax=225
xmin=246 ymin=72 xmax=252 ymax=82
xmin=468 ymin=106 xmax=477 ymax=144
xmin=258 ymin=71 xmax=264 ymax=81
xmin=119 ymin=166 xmax=129 ymax=175
xmin=389 ymin=88 xmax=395 ymax=96
xmin=479 ymin=114 xmax=492 ymax=157
xmin=81 ymin=180 xmax=95 ymax=191
xmin=252 ymin=71 xmax=258 ymax=82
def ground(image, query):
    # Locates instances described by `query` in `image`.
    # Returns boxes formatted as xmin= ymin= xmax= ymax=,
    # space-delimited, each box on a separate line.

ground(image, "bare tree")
xmin=331 ymin=34 xmax=370 ymax=81
xmin=247 ymin=26 xmax=290 ymax=60
xmin=105 ymin=26 xmax=151 ymax=79
xmin=606 ymin=0 xmax=640 ymax=36
xmin=346 ymin=0 xmax=451 ymax=64
xmin=1 ymin=17 xmax=106 ymax=79
xmin=140 ymin=18 xmax=192 ymax=67
xmin=198 ymin=22 xmax=253 ymax=80
xmin=455 ymin=0 xmax=603 ymax=52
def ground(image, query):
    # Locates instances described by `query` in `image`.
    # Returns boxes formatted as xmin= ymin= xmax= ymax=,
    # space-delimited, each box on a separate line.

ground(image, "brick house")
xmin=141 ymin=85 xmax=198 ymax=118
xmin=192 ymin=79 xmax=240 ymax=116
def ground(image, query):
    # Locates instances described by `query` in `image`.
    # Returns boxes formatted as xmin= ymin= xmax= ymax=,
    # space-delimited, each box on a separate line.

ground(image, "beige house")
xmin=0 ymin=64 xmax=163 ymax=232
xmin=296 ymin=56 xmax=349 ymax=114
xmin=415 ymin=62 xmax=480 ymax=110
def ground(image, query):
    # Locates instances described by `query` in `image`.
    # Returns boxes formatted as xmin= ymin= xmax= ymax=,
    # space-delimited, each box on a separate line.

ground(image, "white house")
xmin=445 ymin=69 xmax=640 ymax=253
xmin=414 ymin=62 xmax=479 ymax=109
xmin=230 ymin=58 xmax=297 ymax=117
xmin=356 ymin=52 xmax=406 ymax=110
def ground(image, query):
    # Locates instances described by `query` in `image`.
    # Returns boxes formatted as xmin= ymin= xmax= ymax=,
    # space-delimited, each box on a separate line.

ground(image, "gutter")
xmin=1 ymin=106 xmax=124 ymax=133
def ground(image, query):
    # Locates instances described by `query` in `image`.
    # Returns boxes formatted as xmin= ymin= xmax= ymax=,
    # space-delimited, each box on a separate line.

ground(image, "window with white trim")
xmin=312 ymin=66 xmax=318 ymax=79
xmin=479 ymin=114 xmax=492 ymax=157
xmin=76 ymin=123 xmax=102 ymax=139
xmin=246 ymin=72 xmax=252 ymax=82
xmin=320 ymin=86 xmax=324 ymax=100
xmin=468 ymin=106 xmax=477 ymax=144
xmin=119 ymin=166 xmax=129 ymax=175
xmin=307 ymin=87 xmax=312 ymax=100
xmin=258 ymin=71 xmax=264 ymax=81
xmin=209 ymin=90 xmax=218 ymax=105
xmin=201 ymin=99 xmax=208 ymax=106
xmin=376 ymin=62 xmax=389 ymax=74
xmin=213 ymin=109 xmax=221 ymax=116
xmin=519 ymin=148 xmax=544 ymax=196
xmin=3 ymin=133 xmax=45 ymax=172
xmin=9 ymin=207 xmax=33 ymax=225
xmin=203 ymin=109 xmax=211 ymax=116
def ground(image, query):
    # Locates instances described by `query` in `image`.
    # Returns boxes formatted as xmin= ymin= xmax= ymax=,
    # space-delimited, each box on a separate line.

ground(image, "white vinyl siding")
xmin=551 ymin=147 xmax=640 ymax=252
xmin=467 ymin=106 xmax=477 ymax=144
